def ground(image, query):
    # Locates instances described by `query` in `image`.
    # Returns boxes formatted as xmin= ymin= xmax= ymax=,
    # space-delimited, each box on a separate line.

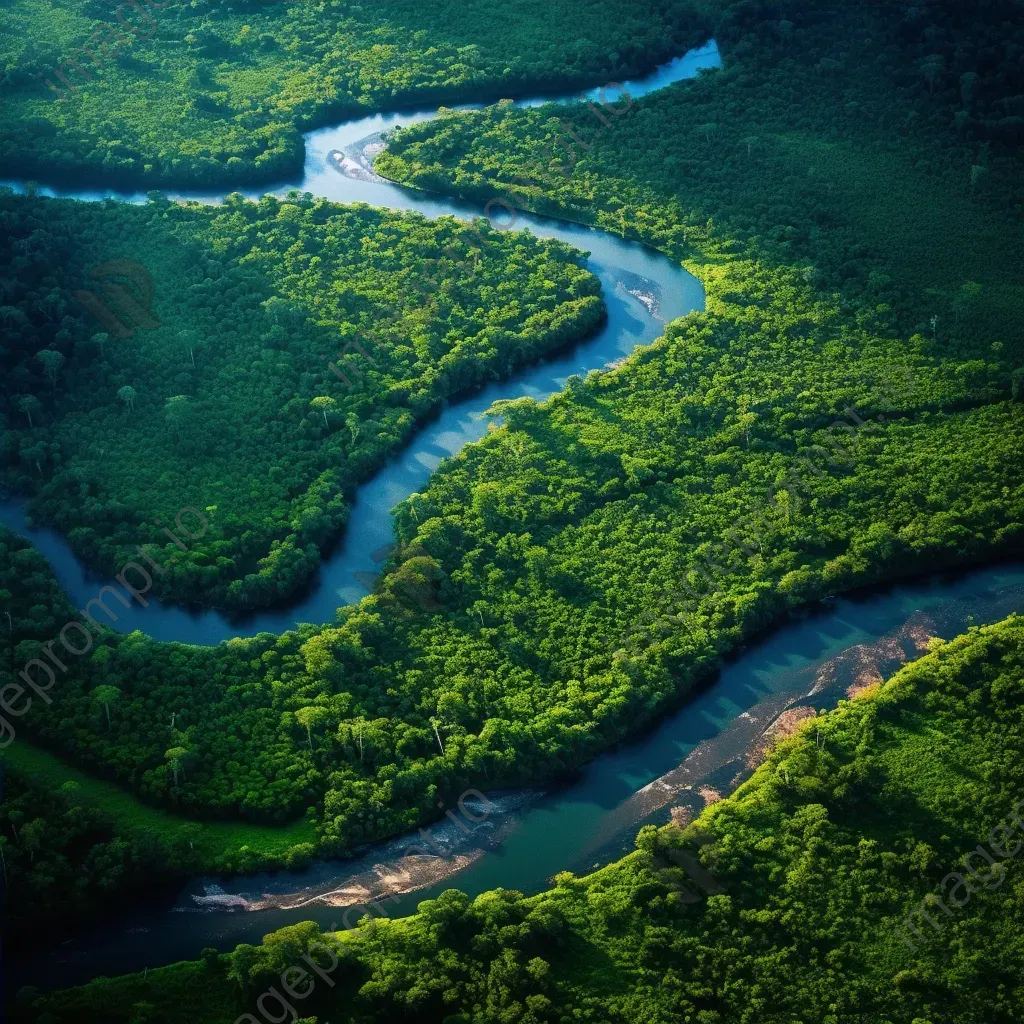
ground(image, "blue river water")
xmin=10 ymin=558 xmax=1024 ymax=990
xmin=4 ymin=39 xmax=1022 ymax=993
xmin=0 ymin=42 xmax=718 ymax=644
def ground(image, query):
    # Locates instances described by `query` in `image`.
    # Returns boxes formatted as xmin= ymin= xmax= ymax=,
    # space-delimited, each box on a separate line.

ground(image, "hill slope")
xmin=28 ymin=614 xmax=1024 ymax=1022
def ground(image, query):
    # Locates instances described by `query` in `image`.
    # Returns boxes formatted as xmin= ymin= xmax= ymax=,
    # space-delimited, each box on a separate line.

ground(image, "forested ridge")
xmin=27 ymin=615 xmax=1024 ymax=1023
xmin=0 ymin=0 xmax=713 ymax=187
xmin=0 ymin=190 xmax=601 ymax=606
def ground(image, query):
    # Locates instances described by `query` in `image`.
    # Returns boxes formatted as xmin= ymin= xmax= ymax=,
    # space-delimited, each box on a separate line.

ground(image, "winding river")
xmin=0 ymin=43 xmax=717 ymax=642
xmin=3 ymin=40 xmax=1023 ymax=993
xmin=11 ymin=560 xmax=1024 ymax=990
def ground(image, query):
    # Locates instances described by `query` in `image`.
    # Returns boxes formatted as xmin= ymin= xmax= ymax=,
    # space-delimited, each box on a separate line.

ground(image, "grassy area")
xmin=2 ymin=741 xmax=315 ymax=858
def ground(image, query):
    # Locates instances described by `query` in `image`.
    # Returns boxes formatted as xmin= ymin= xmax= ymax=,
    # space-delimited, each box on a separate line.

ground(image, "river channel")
xmin=5 ymin=40 xmax=1020 ymax=994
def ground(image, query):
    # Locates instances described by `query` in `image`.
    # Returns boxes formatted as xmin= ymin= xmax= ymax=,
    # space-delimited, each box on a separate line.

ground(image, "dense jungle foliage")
xmin=27 ymin=614 xmax=1024 ymax=1023
xmin=0 ymin=524 xmax=316 ymax=942
xmin=2 ymin=387 xmax=1023 ymax=843
xmin=378 ymin=0 xmax=1024 ymax=356
xmin=0 ymin=758 xmax=178 ymax=943
xmin=0 ymin=0 xmax=1022 ymax=862
xmin=0 ymin=190 xmax=601 ymax=606
xmin=4 ymin=0 xmax=1024 ymax=1012
xmin=0 ymin=0 xmax=713 ymax=186
xmin=0 ymin=742 xmax=319 ymax=944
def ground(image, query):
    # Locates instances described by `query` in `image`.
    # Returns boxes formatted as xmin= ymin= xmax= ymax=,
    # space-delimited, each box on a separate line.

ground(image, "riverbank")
xmin=26 ymin=613 xmax=1024 ymax=1024
xmin=8 ymin=558 xmax=1023 ymax=992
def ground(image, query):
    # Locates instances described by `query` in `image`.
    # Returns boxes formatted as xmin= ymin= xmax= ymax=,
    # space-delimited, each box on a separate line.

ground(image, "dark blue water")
xmin=11 ymin=559 xmax=1024 ymax=990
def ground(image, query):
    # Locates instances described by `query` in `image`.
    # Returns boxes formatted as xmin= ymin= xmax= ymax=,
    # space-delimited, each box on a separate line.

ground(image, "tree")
xmin=919 ymin=54 xmax=944 ymax=93
xmin=737 ymin=395 xmax=756 ymax=447
xmin=92 ymin=332 xmax=110 ymax=359
xmin=0 ymin=305 xmax=26 ymax=327
xmin=295 ymin=705 xmax=328 ymax=749
xmin=953 ymin=281 xmax=982 ymax=325
xmin=128 ymin=1002 xmax=156 ymax=1024
xmin=699 ymin=122 xmax=720 ymax=144
xmin=310 ymin=395 xmax=337 ymax=427
xmin=349 ymin=716 xmax=366 ymax=761
xmin=345 ymin=412 xmax=361 ymax=445
xmin=0 ymin=589 xmax=11 ymax=642
xmin=92 ymin=684 xmax=121 ymax=727
xmin=430 ymin=716 xmax=445 ymax=753
xmin=165 ymin=746 xmax=189 ymax=786
xmin=163 ymin=395 xmax=193 ymax=436
xmin=20 ymin=818 xmax=46 ymax=864
xmin=16 ymin=395 xmax=41 ymax=428
xmin=36 ymin=349 xmax=65 ymax=388
xmin=960 ymin=72 xmax=980 ymax=108
xmin=177 ymin=823 xmax=203 ymax=852
xmin=117 ymin=385 xmax=137 ymax=413
xmin=178 ymin=329 xmax=201 ymax=367
xmin=436 ymin=689 xmax=468 ymax=730
xmin=20 ymin=441 xmax=47 ymax=475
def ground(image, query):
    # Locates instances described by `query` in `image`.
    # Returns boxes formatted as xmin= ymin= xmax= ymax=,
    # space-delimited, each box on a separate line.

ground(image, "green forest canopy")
xmin=0 ymin=189 xmax=601 ymax=607
xmin=0 ymin=0 xmax=714 ymax=185
xmin=378 ymin=0 xmax=1024 ymax=354
xmin=1 ymin=0 xmax=1022 ymax=869
xmin=2 ymin=1 xmax=1024 ymax=1012
xmin=30 ymin=614 xmax=1024 ymax=1023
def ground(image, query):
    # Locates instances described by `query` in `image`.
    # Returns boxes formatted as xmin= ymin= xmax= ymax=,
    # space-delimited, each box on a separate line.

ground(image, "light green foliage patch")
xmin=3 ymin=741 xmax=316 ymax=853
xmin=0 ymin=0 xmax=712 ymax=186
